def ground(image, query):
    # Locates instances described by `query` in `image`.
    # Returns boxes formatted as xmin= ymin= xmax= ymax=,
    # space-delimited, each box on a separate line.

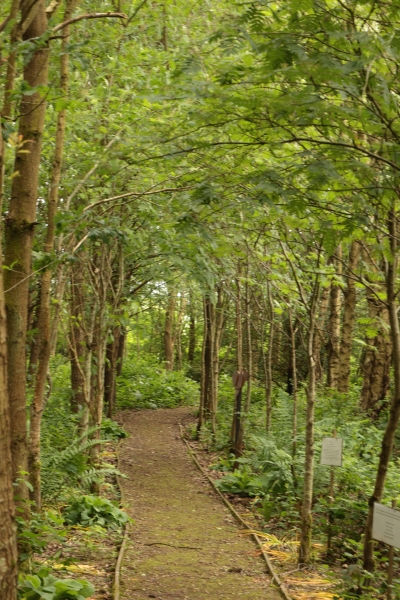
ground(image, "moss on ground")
xmin=119 ymin=407 xmax=281 ymax=600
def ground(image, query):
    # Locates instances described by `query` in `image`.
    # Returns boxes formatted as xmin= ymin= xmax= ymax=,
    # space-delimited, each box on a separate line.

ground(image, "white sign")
xmin=320 ymin=437 xmax=343 ymax=467
xmin=373 ymin=503 xmax=400 ymax=549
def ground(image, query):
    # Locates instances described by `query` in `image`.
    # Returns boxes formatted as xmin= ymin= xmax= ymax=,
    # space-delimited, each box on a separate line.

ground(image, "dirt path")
xmin=118 ymin=407 xmax=281 ymax=600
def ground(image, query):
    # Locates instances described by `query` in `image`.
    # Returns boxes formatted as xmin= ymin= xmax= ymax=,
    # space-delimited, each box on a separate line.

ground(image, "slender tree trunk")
xmin=28 ymin=6 xmax=76 ymax=507
xmin=363 ymin=207 xmax=400 ymax=572
xmin=314 ymin=284 xmax=330 ymax=382
xmin=188 ymin=290 xmax=196 ymax=366
xmin=173 ymin=295 xmax=186 ymax=371
xmin=4 ymin=1 xmax=49 ymax=510
xmin=360 ymin=289 xmax=392 ymax=416
xmin=265 ymin=282 xmax=274 ymax=432
xmin=197 ymin=298 xmax=208 ymax=432
xmin=207 ymin=300 xmax=216 ymax=434
xmin=0 ymin=166 xmax=18 ymax=600
xmin=116 ymin=329 xmax=125 ymax=376
xmin=213 ymin=286 xmax=226 ymax=417
xmin=90 ymin=312 xmax=109 ymax=493
xmin=69 ymin=263 xmax=85 ymax=413
xmin=232 ymin=274 xmax=243 ymax=454
xmin=164 ymin=289 xmax=176 ymax=370
xmin=288 ymin=309 xmax=298 ymax=488
xmin=326 ymin=246 xmax=342 ymax=388
xmin=104 ymin=326 xmax=120 ymax=418
xmin=245 ymin=275 xmax=252 ymax=414
xmin=338 ymin=241 xmax=361 ymax=393
xmin=299 ymin=280 xmax=320 ymax=565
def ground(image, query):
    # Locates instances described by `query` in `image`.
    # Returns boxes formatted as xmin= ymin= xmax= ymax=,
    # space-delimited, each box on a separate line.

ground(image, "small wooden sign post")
xmin=232 ymin=369 xmax=249 ymax=454
xmin=320 ymin=430 xmax=343 ymax=553
xmin=372 ymin=500 xmax=399 ymax=600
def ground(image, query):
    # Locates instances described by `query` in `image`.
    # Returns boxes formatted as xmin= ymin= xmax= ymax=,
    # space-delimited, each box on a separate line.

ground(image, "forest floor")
xmin=117 ymin=407 xmax=282 ymax=600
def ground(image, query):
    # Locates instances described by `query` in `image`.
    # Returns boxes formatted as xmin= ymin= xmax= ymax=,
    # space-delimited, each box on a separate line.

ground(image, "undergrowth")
xmin=196 ymin=377 xmax=400 ymax=599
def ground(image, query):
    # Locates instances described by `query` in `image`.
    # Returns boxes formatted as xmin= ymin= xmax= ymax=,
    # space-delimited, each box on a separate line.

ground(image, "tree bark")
xmin=299 ymin=279 xmax=320 ymax=565
xmin=363 ymin=207 xmax=400 ymax=571
xmin=232 ymin=274 xmax=243 ymax=455
xmin=104 ymin=326 xmax=120 ymax=418
xmin=188 ymin=290 xmax=196 ymax=366
xmin=326 ymin=246 xmax=342 ymax=388
xmin=359 ymin=290 xmax=392 ymax=416
xmin=4 ymin=0 xmax=49 ymax=510
xmin=313 ymin=283 xmax=330 ymax=382
xmin=164 ymin=289 xmax=176 ymax=370
xmin=28 ymin=3 xmax=77 ymax=508
xmin=265 ymin=282 xmax=274 ymax=432
xmin=288 ymin=309 xmax=298 ymax=488
xmin=338 ymin=241 xmax=361 ymax=393
xmin=69 ymin=262 xmax=85 ymax=413
xmin=0 ymin=137 xmax=18 ymax=600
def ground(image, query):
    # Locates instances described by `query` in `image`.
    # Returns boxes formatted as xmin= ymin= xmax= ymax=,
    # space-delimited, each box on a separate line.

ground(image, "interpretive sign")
xmin=373 ymin=503 xmax=400 ymax=549
xmin=320 ymin=437 xmax=343 ymax=467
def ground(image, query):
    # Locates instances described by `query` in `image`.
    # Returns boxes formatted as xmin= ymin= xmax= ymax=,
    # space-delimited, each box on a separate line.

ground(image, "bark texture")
xmin=299 ymin=281 xmax=320 ymax=565
xmin=4 ymin=1 xmax=49 ymax=508
xmin=338 ymin=241 xmax=361 ymax=393
xmin=164 ymin=290 xmax=176 ymax=370
xmin=28 ymin=4 xmax=76 ymax=507
xmin=0 ymin=224 xmax=18 ymax=600
xmin=326 ymin=246 xmax=342 ymax=388
xmin=360 ymin=293 xmax=392 ymax=416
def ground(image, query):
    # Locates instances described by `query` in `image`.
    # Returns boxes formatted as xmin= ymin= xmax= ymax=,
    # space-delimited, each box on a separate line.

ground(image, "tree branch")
xmin=52 ymin=11 xmax=127 ymax=33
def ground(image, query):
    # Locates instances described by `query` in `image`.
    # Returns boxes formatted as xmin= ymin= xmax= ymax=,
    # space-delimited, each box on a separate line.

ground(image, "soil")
xmin=118 ymin=407 xmax=282 ymax=600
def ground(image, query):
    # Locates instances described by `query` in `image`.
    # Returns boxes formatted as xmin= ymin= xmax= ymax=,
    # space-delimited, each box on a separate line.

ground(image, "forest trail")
xmin=118 ymin=407 xmax=281 ymax=600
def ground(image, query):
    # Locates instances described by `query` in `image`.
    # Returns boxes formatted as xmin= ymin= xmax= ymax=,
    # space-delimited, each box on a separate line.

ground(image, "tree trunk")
xmin=28 ymin=5 xmax=75 ymax=507
xmin=69 ymin=263 xmax=85 ymax=413
xmin=299 ymin=280 xmax=320 ymax=565
xmin=360 ymin=290 xmax=391 ymax=416
xmin=265 ymin=282 xmax=274 ymax=432
xmin=4 ymin=0 xmax=49 ymax=510
xmin=213 ymin=286 xmax=226 ymax=417
xmin=164 ymin=289 xmax=176 ymax=370
xmin=116 ymin=329 xmax=125 ymax=376
xmin=232 ymin=274 xmax=243 ymax=455
xmin=0 ymin=143 xmax=18 ymax=599
xmin=313 ymin=283 xmax=330 ymax=382
xmin=104 ymin=326 xmax=120 ymax=418
xmin=197 ymin=300 xmax=207 ymax=433
xmin=188 ymin=290 xmax=196 ymax=366
xmin=338 ymin=241 xmax=361 ymax=393
xmin=363 ymin=207 xmax=400 ymax=571
xmin=90 ymin=311 xmax=109 ymax=493
xmin=326 ymin=246 xmax=342 ymax=388
xmin=173 ymin=295 xmax=186 ymax=371
xmin=288 ymin=309 xmax=298 ymax=488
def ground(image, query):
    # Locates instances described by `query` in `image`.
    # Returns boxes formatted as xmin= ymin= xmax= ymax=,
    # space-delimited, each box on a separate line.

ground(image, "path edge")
xmin=179 ymin=423 xmax=293 ymax=600
xmin=113 ymin=425 xmax=130 ymax=600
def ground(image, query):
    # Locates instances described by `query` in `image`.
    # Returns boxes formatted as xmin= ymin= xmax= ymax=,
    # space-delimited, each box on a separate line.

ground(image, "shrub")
xmin=19 ymin=568 xmax=94 ymax=600
xmin=117 ymin=357 xmax=199 ymax=409
xmin=63 ymin=495 xmax=130 ymax=529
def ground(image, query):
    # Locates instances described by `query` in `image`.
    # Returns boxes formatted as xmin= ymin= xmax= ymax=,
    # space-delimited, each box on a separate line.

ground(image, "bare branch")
xmin=52 ymin=11 xmax=127 ymax=33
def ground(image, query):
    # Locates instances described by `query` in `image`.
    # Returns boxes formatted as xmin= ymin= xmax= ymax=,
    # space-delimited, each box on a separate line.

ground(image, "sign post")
xmin=372 ymin=500 xmax=399 ymax=600
xmin=320 ymin=430 xmax=343 ymax=553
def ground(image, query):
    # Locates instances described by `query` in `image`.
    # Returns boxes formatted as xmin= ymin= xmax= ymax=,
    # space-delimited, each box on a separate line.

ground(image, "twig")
xmin=144 ymin=542 xmax=201 ymax=550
